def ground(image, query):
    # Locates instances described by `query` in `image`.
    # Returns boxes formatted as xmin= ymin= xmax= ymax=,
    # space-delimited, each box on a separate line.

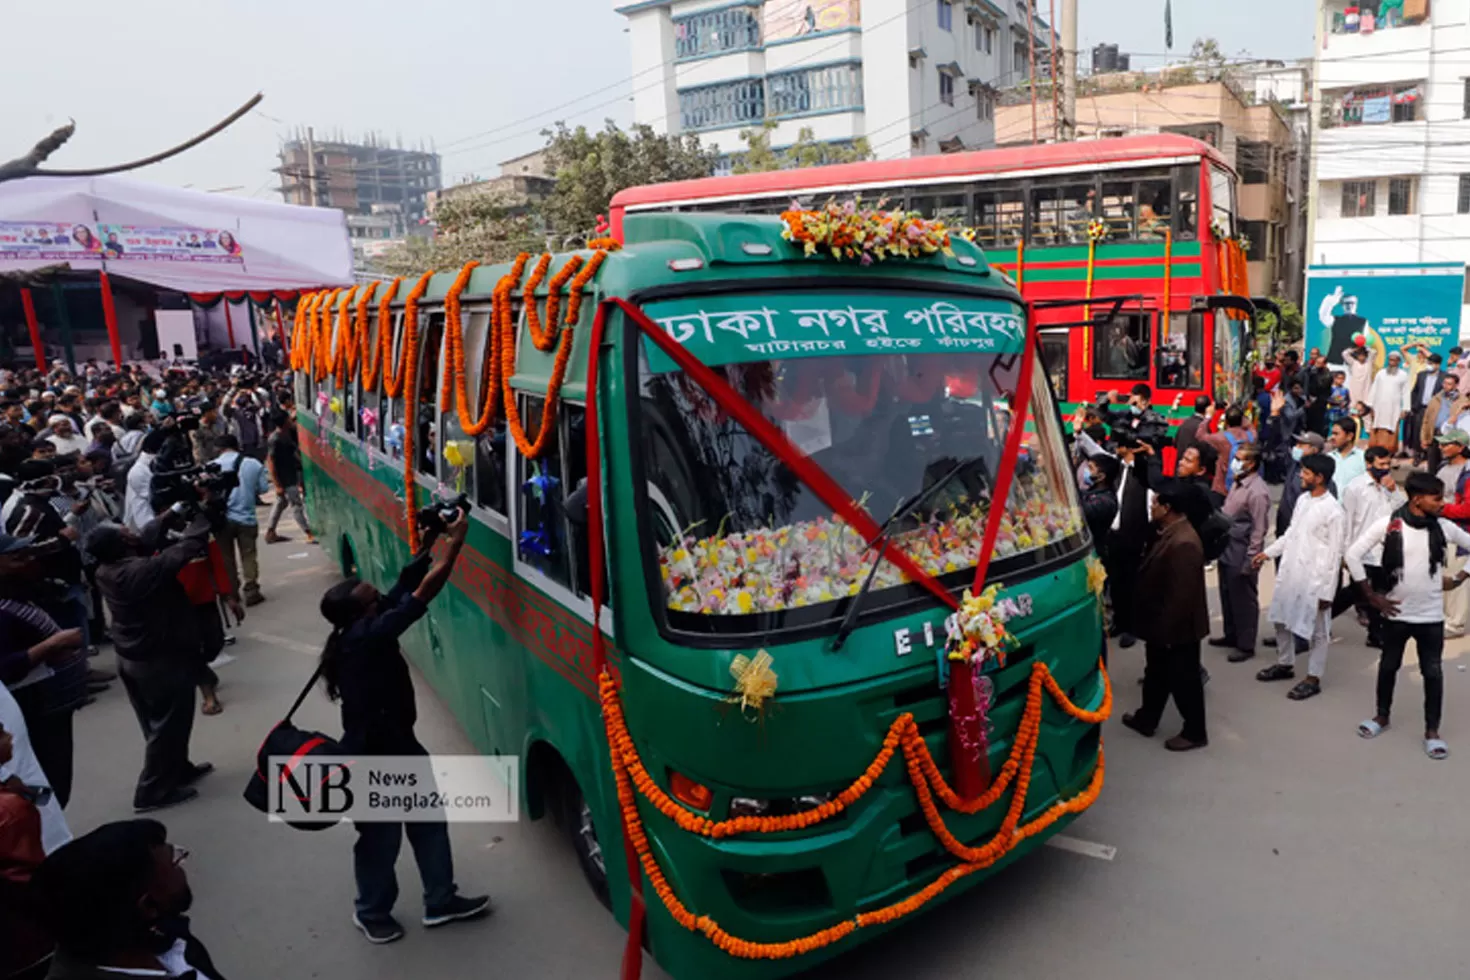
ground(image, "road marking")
xmin=1045 ymin=835 xmax=1117 ymax=861
xmin=245 ymin=631 xmax=319 ymax=656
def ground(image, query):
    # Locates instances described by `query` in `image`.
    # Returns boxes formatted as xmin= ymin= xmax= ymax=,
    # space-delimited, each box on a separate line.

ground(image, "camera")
xmin=150 ymin=459 xmax=240 ymax=517
xmin=416 ymin=494 xmax=470 ymax=537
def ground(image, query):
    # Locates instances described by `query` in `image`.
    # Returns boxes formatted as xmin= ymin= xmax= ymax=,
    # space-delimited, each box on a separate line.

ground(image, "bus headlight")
xmin=728 ymin=793 xmax=834 ymax=819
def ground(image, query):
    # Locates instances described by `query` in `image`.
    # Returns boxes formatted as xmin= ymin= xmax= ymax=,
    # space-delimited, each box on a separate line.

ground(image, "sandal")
xmin=1287 ymin=679 xmax=1321 ymax=701
xmin=1256 ymin=664 xmax=1296 ymax=682
xmin=201 ymin=699 xmax=223 ymax=716
xmin=1358 ymin=719 xmax=1388 ymax=739
xmin=1425 ymin=738 xmax=1450 ymax=760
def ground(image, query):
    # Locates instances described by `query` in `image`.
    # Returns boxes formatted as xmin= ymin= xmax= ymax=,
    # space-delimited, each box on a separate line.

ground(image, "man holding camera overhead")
xmin=87 ymin=485 xmax=219 ymax=814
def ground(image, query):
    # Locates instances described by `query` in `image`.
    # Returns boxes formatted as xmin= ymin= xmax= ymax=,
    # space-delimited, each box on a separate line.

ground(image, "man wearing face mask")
xmin=30 ymin=818 xmax=227 ymax=980
xmin=1334 ymin=446 xmax=1404 ymax=648
xmin=1078 ymin=452 xmax=1120 ymax=548
xmin=1253 ymin=454 xmax=1346 ymax=701
xmin=1211 ymin=445 xmax=1270 ymax=662
xmin=1275 ymin=431 xmax=1327 ymax=545
xmin=1434 ymin=429 xmax=1470 ymax=637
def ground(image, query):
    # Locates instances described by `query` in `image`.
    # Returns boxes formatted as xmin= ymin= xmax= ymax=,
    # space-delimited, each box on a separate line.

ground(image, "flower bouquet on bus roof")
xmin=779 ymin=198 xmax=953 ymax=264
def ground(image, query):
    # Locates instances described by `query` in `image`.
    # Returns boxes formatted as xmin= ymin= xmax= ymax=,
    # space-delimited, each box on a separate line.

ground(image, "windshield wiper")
xmin=830 ymin=457 xmax=978 ymax=652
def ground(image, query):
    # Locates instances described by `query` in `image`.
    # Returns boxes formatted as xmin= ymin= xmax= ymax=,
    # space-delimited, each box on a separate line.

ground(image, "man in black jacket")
xmin=1173 ymin=396 xmax=1213 ymax=457
xmin=1106 ymin=434 xmax=1163 ymax=649
xmin=87 ymin=511 xmax=215 ymax=813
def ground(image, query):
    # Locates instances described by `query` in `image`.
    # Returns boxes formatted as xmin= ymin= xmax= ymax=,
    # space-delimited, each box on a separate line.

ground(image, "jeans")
xmin=351 ymin=736 xmax=457 ymax=921
xmin=1134 ymin=640 xmax=1207 ymax=742
xmin=118 ymin=654 xmax=198 ymax=807
xmin=1377 ymin=619 xmax=1445 ymax=731
xmin=267 ymin=485 xmax=311 ymax=537
xmin=217 ymin=520 xmax=261 ymax=595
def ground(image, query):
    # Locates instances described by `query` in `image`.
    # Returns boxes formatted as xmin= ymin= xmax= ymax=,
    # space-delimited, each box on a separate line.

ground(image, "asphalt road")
xmin=62 ymin=534 xmax=1470 ymax=980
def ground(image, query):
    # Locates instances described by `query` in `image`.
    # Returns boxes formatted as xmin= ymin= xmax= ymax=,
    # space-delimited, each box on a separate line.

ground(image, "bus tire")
xmin=545 ymin=759 xmax=610 ymax=909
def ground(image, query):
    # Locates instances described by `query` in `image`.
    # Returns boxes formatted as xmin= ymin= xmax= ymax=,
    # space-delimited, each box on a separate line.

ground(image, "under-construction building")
xmin=276 ymin=128 xmax=442 ymax=242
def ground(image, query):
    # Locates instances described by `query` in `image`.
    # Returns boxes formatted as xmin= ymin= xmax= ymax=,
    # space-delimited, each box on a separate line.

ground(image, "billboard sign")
xmin=1305 ymin=263 xmax=1465 ymax=369
xmin=764 ymin=0 xmax=861 ymax=41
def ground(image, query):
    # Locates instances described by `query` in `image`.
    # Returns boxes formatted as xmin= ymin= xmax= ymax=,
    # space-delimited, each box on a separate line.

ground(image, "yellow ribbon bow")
xmin=729 ymin=650 xmax=778 ymax=718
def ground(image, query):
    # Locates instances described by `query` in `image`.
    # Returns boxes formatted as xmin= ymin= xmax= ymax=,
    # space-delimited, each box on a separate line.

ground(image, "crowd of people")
xmin=1082 ymin=345 xmax=1470 ymax=761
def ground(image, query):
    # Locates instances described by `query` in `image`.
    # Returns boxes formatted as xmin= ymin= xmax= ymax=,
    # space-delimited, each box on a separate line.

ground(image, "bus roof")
xmin=610 ymin=134 xmax=1232 ymax=213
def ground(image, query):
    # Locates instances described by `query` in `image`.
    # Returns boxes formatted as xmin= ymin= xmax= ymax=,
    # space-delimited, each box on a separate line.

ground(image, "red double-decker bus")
xmin=610 ymin=134 xmax=1261 ymax=422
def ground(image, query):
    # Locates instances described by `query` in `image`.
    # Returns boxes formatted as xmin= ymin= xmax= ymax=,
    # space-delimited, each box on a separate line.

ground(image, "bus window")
xmin=1174 ymin=165 xmax=1199 ymax=240
xmin=910 ymin=192 xmax=968 ymax=226
xmin=1031 ymin=182 xmax=1095 ymax=246
xmin=1210 ymin=164 xmax=1235 ymax=238
xmin=1136 ymin=176 xmax=1173 ymax=240
xmin=416 ymin=313 xmax=446 ymax=478
xmin=380 ymin=310 xmax=405 ymax=459
xmin=441 ymin=307 xmax=493 ymax=501
xmin=1039 ymin=330 xmax=1069 ymax=399
xmin=562 ymin=405 xmax=594 ymax=598
xmin=1100 ymin=179 xmax=1135 ymax=239
xmin=974 ymin=185 xmax=1025 ymax=248
xmin=516 ymin=394 xmax=572 ymax=588
xmin=343 ymin=372 xmax=357 ymax=436
xmin=1161 ymin=312 xmax=1204 ymax=390
xmin=1093 ymin=313 xmax=1150 ymax=382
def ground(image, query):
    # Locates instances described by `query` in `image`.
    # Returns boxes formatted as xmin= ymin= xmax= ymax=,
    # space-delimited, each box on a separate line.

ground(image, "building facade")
xmin=996 ymin=68 xmax=1309 ymax=299
xmin=1308 ymin=0 xmax=1470 ymax=340
xmin=615 ymin=0 xmax=1052 ymax=168
xmin=276 ymin=130 xmax=442 ymax=255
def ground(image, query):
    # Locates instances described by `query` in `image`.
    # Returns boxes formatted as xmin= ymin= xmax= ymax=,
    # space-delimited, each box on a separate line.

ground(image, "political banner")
xmin=96 ymin=223 xmax=244 ymax=263
xmin=1305 ymin=263 xmax=1465 ymax=370
xmin=0 ymin=221 xmax=104 ymax=261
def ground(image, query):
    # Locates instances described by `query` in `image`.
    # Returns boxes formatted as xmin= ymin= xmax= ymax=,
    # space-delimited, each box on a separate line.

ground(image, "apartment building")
xmin=1308 ymin=0 xmax=1470 ymax=336
xmin=615 ymin=0 xmax=1053 ymax=168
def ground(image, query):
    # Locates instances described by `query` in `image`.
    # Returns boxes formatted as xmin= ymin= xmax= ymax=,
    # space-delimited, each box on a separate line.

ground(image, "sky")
xmin=0 ymin=0 xmax=1314 ymax=199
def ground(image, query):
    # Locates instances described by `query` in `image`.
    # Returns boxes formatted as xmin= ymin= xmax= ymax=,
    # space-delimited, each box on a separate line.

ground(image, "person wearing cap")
xmin=1420 ymin=369 xmax=1464 ymax=474
xmin=1347 ymin=470 xmax=1470 ymax=758
xmin=29 ymin=818 xmax=227 ymax=980
xmin=1276 ymin=429 xmax=1326 ymax=544
xmin=1434 ymin=428 xmax=1470 ymax=637
xmin=1326 ymin=416 xmax=1366 ymax=495
xmin=44 ymin=417 xmax=87 ymax=460
xmin=1120 ymin=478 xmax=1210 ymax=751
xmin=1334 ymin=446 xmax=1405 ymax=648
xmin=1366 ymin=349 xmax=1412 ymax=451
xmin=1211 ymin=444 xmax=1270 ymax=661
xmin=1253 ymin=453 xmax=1346 ymax=701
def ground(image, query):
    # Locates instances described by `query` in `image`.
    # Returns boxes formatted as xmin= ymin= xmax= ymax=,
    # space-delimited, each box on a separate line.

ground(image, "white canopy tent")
xmin=0 ymin=174 xmax=353 ymax=292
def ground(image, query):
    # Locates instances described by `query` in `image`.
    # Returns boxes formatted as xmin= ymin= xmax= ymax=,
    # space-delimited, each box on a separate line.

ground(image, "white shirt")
xmin=97 ymin=939 xmax=217 ymax=979
xmin=1341 ymin=472 xmax=1405 ymax=567
xmin=124 ymin=453 xmax=156 ymax=531
xmin=1368 ymin=368 xmax=1411 ymax=431
xmin=0 ymin=683 xmax=71 ymax=853
xmin=1346 ymin=515 xmax=1470 ymax=623
xmin=47 ymin=431 xmax=89 ymax=456
xmin=1265 ymin=490 xmax=1347 ymax=638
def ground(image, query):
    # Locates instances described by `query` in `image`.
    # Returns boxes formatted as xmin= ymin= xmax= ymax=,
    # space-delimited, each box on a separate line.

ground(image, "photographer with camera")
xmin=316 ymin=503 xmax=488 ymax=943
xmin=87 ymin=485 xmax=220 ymax=813
xmin=123 ymin=429 xmax=169 ymax=533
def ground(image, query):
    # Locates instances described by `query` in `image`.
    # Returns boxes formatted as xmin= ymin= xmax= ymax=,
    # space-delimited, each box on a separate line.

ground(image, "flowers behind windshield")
xmin=660 ymin=472 xmax=1082 ymax=615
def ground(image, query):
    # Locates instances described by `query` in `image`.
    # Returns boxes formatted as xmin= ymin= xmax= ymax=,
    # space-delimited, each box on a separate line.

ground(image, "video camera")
xmin=415 ymin=493 xmax=470 ymax=538
xmin=150 ymin=459 xmax=239 ymax=518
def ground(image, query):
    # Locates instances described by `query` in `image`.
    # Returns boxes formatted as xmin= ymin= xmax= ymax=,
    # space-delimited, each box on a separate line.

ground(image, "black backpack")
xmin=242 ymin=664 xmax=344 ymax=831
xmin=1196 ymin=507 xmax=1232 ymax=563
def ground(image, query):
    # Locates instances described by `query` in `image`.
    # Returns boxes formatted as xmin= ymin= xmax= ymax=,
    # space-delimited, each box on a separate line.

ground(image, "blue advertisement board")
xmin=1305 ymin=263 xmax=1465 ymax=369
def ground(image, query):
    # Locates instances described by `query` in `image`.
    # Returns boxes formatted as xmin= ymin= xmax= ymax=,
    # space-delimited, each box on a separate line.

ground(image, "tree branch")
xmin=0 ymin=93 xmax=264 ymax=185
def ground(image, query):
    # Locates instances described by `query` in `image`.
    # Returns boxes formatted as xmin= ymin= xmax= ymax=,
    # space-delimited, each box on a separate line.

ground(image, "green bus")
xmin=294 ymin=212 xmax=1108 ymax=978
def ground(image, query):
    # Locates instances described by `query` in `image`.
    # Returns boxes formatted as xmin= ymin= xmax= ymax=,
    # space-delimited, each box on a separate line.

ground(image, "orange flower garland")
xmin=564 ymin=249 xmax=609 ymax=327
xmin=361 ymin=277 xmax=403 ymax=392
xmin=599 ymin=658 xmax=1110 ymax=959
xmin=331 ymin=286 xmax=360 ymax=380
xmin=521 ymin=253 xmax=556 ymax=351
xmin=383 ymin=272 xmax=433 ymax=399
xmin=342 ymin=281 xmax=379 ymax=382
xmin=586 ymin=236 xmax=622 ymax=252
xmin=440 ymin=260 xmax=480 ymax=414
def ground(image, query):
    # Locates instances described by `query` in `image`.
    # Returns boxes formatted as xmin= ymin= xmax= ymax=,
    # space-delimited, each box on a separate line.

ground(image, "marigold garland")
xmin=383 ymin=272 xmax=434 ymax=399
xmin=521 ymin=253 xmax=556 ymax=351
xmin=362 ymin=277 xmax=403 ymax=392
xmin=331 ymin=285 xmax=360 ymax=379
xmin=441 ymin=260 xmax=481 ymax=414
xmin=345 ymin=281 xmax=380 ymax=381
xmin=586 ymin=236 xmax=622 ymax=252
xmin=600 ymin=658 xmax=1110 ymax=959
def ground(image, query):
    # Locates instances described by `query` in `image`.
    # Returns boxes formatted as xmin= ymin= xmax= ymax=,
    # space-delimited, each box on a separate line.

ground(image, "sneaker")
xmin=353 ymin=914 xmax=405 ymax=945
xmin=1227 ymin=649 xmax=1256 ymax=663
xmin=244 ymin=591 xmax=265 ymax=607
xmin=422 ymin=894 xmax=491 ymax=928
xmin=133 ymin=786 xmax=198 ymax=814
xmin=265 ymin=531 xmax=290 ymax=544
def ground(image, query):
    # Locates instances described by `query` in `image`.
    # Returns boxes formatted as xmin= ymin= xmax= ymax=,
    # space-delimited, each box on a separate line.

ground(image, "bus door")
xmin=1191 ymin=295 xmax=1258 ymax=408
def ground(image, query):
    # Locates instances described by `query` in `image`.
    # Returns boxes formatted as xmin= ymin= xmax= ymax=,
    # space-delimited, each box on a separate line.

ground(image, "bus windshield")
xmin=631 ymin=289 xmax=1087 ymax=636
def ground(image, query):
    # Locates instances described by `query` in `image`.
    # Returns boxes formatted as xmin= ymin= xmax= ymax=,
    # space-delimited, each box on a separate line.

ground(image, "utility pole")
xmin=1060 ymin=0 xmax=1077 ymax=140
xmin=305 ymin=126 xmax=319 ymax=207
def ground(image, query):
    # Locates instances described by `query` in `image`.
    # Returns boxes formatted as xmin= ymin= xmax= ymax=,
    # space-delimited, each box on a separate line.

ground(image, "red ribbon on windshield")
xmin=970 ymin=307 xmax=1040 ymax=594
xmin=608 ymin=296 xmax=958 ymax=613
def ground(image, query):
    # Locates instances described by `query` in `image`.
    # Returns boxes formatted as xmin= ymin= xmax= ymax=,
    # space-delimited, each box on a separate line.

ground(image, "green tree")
xmin=1256 ymin=296 xmax=1304 ymax=346
xmin=732 ymin=121 xmax=874 ymax=173
xmin=1189 ymin=37 xmax=1226 ymax=66
xmin=375 ymin=190 xmax=542 ymax=277
xmin=540 ymin=121 xmax=717 ymax=244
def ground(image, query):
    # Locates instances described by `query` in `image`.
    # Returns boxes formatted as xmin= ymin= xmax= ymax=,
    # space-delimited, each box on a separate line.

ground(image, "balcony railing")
xmin=674 ymin=6 xmax=761 ymax=61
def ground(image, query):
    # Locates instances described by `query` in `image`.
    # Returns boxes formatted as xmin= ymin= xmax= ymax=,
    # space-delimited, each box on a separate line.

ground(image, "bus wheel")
xmin=340 ymin=539 xmax=358 ymax=579
xmin=561 ymin=775 xmax=610 ymax=908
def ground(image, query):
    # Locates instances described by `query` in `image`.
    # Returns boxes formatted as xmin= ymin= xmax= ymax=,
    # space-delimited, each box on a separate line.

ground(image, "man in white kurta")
xmin=1346 ymin=346 xmax=1375 ymax=410
xmin=1253 ymin=454 xmax=1347 ymax=699
xmin=1367 ymin=351 xmax=1412 ymax=450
